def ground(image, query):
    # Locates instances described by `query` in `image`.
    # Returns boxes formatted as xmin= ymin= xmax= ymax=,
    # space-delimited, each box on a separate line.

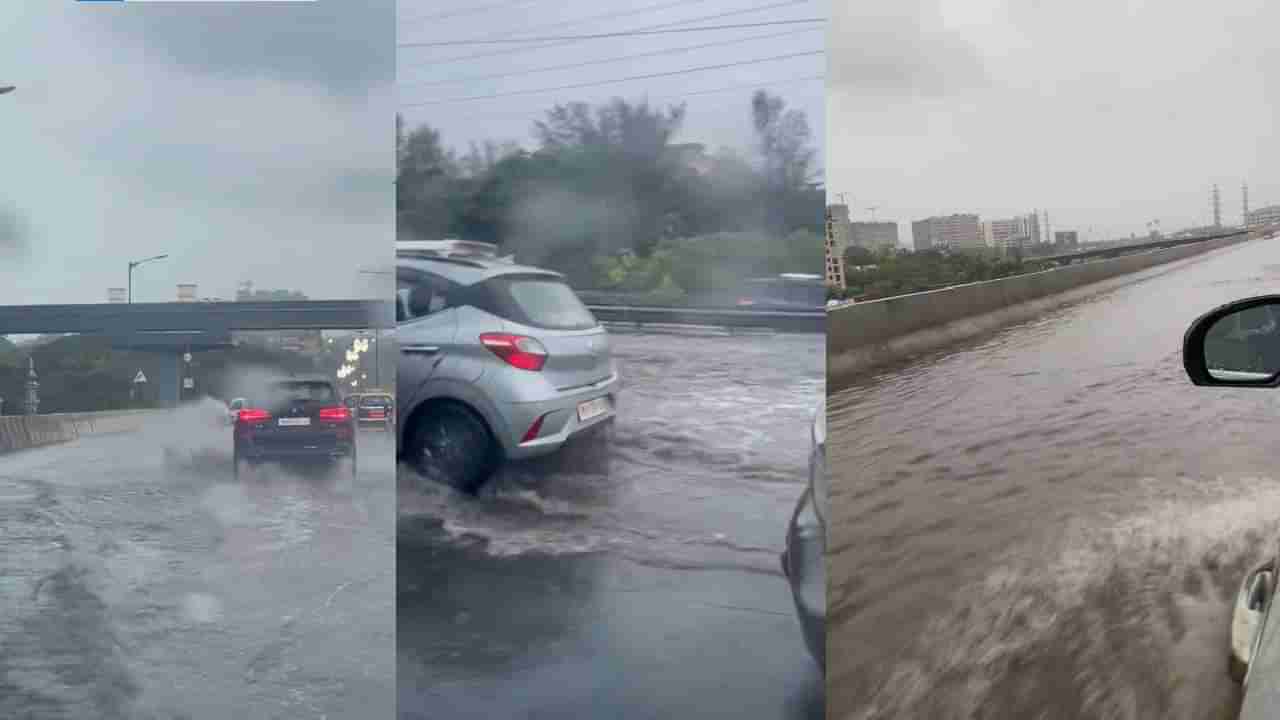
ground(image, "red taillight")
xmin=480 ymin=333 xmax=547 ymax=371
xmin=237 ymin=408 xmax=271 ymax=423
xmin=521 ymin=413 xmax=547 ymax=443
xmin=318 ymin=406 xmax=350 ymax=422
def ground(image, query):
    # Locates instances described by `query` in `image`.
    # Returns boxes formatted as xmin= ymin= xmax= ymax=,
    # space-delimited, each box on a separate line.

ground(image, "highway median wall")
xmin=829 ymin=233 xmax=1251 ymax=388
xmin=0 ymin=409 xmax=154 ymax=455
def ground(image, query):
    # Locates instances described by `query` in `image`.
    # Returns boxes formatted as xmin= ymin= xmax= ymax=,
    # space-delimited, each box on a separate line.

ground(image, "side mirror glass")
xmin=1231 ymin=561 xmax=1275 ymax=684
xmin=1185 ymin=297 xmax=1280 ymax=386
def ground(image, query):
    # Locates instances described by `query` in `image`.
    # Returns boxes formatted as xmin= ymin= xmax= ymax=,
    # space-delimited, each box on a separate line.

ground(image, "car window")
xmin=360 ymin=395 xmax=392 ymax=407
xmin=482 ymin=274 xmax=598 ymax=330
xmin=268 ymin=381 xmax=335 ymax=403
xmin=397 ymin=271 xmax=453 ymax=322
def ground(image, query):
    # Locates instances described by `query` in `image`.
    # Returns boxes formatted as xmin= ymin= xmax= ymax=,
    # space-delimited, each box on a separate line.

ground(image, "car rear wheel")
xmin=409 ymin=403 xmax=495 ymax=494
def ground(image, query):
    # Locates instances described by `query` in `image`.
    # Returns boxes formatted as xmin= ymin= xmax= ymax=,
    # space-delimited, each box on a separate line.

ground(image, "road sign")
xmin=183 ymin=353 xmax=192 ymax=363
xmin=133 ymin=370 xmax=147 ymax=384
xmin=183 ymin=377 xmax=194 ymax=389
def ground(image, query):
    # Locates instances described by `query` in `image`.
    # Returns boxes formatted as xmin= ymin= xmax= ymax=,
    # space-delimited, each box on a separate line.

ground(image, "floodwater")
xmin=397 ymin=329 xmax=826 ymax=719
xmin=0 ymin=399 xmax=396 ymax=719
xmin=827 ymin=237 xmax=1280 ymax=719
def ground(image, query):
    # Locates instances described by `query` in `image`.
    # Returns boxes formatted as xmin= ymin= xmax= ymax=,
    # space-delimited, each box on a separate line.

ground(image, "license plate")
xmin=577 ymin=397 xmax=610 ymax=423
xmin=278 ymin=417 xmax=311 ymax=427
xmin=368 ymin=411 xmax=384 ymax=418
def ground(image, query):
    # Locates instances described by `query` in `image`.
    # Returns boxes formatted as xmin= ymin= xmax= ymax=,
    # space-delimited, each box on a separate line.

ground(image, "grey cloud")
xmin=828 ymin=0 xmax=987 ymax=98
xmin=87 ymin=0 xmax=394 ymax=98
xmin=0 ymin=203 xmax=29 ymax=259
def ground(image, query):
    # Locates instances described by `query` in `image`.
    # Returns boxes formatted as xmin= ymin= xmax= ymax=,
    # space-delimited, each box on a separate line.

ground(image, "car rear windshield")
xmin=360 ymin=395 xmax=392 ymax=407
xmin=482 ymin=274 xmax=597 ymax=331
xmin=268 ymin=381 xmax=335 ymax=403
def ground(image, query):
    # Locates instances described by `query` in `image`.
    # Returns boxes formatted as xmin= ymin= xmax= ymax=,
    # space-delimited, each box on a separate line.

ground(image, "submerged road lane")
xmin=0 ymin=405 xmax=395 ymax=720
xmin=397 ymin=330 xmax=825 ymax=720
xmin=828 ymin=237 xmax=1280 ymax=720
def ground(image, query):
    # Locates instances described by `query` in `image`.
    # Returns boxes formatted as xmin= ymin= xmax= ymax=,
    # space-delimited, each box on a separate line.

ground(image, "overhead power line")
xmin=401 ymin=50 xmax=824 ymax=107
xmin=398 ymin=18 xmax=826 ymax=48
xmin=400 ymin=0 xmax=816 ymax=66
xmin=399 ymin=26 xmax=821 ymax=89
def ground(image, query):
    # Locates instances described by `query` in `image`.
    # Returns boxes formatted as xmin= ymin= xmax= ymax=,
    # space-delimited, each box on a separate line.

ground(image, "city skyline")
xmin=829 ymin=0 xmax=1280 ymax=245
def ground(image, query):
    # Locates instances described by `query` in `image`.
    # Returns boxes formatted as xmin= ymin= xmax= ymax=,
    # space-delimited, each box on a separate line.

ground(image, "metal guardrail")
xmin=1036 ymin=228 xmax=1249 ymax=265
xmin=587 ymin=304 xmax=825 ymax=333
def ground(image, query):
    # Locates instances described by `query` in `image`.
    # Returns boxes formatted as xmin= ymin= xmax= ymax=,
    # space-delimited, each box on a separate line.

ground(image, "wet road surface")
xmin=828 ymin=238 xmax=1280 ymax=719
xmin=0 ymin=402 xmax=395 ymax=720
xmin=397 ymin=329 xmax=825 ymax=719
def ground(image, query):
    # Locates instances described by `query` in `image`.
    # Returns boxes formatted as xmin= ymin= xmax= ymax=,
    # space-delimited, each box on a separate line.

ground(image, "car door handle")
xmin=401 ymin=344 xmax=440 ymax=355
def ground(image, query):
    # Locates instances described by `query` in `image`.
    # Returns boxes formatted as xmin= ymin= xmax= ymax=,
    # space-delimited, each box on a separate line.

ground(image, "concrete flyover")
xmin=829 ymin=229 xmax=1254 ymax=388
xmin=0 ymin=300 xmax=392 ymax=407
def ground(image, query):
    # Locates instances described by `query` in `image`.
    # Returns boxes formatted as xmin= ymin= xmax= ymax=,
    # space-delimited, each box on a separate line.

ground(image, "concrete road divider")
xmin=829 ymin=232 xmax=1251 ymax=388
xmin=0 ymin=409 xmax=157 ymax=455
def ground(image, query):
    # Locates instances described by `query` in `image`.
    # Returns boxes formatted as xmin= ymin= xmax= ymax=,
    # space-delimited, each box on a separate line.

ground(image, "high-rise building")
xmin=176 ymin=284 xmax=197 ymax=302
xmin=1247 ymin=204 xmax=1280 ymax=228
xmin=1054 ymin=231 xmax=1080 ymax=248
xmin=107 ymin=288 xmax=126 ymax=304
xmin=825 ymin=205 xmax=849 ymax=289
xmin=983 ymin=213 xmax=1041 ymax=254
xmin=850 ymin=221 xmax=899 ymax=251
xmin=912 ymin=214 xmax=982 ymax=251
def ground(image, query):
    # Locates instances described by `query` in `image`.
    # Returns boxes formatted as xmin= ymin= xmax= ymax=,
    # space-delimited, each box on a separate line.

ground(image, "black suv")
xmin=232 ymin=377 xmax=357 ymax=478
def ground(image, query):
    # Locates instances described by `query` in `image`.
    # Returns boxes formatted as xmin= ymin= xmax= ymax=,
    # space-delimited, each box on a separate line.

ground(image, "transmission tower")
xmin=1213 ymin=184 xmax=1222 ymax=227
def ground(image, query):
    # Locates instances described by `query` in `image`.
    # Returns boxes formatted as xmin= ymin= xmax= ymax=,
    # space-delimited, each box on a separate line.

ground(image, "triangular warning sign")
xmin=133 ymin=370 xmax=147 ymax=383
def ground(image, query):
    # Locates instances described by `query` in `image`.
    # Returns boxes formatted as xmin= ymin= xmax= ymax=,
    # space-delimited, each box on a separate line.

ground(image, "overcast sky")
xmin=0 ymin=1 xmax=394 ymax=306
xmin=831 ymin=0 xmax=1277 ymax=246
xmin=397 ymin=0 xmax=825 ymax=176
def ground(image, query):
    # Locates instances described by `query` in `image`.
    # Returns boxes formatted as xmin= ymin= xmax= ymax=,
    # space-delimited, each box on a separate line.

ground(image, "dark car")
xmin=357 ymin=392 xmax=394 ymax=430
xmin=232 ymin=377 xmax=357 ymax=479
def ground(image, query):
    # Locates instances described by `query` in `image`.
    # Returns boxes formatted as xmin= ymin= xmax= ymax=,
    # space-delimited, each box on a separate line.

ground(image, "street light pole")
xmin=127 ymin=254 xmax=169 ymax=304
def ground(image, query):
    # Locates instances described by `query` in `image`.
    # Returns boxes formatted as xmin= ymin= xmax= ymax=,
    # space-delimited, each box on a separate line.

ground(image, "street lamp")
xmin=128 ymin=254 xmax=168 ymax=303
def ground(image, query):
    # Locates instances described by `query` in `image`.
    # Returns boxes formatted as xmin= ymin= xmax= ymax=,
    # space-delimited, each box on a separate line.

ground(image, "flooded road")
xmin=0 ymin=404 xmax=395 ymax=720
xmin=397 ymin=330 xmax=825 ymax=719
xmin=828 ymin=238 xmax=1280 ymax=720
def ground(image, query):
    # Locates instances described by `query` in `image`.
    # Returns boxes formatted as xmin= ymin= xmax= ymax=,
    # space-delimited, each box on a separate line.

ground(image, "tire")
xmin=408 ymin=403 xmax=496 ymax=494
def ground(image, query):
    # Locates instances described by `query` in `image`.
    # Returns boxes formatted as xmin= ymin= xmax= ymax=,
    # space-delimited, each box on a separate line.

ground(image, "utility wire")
xmin=399 ymin=26 xmax=820 ymax=89
xmin=401 ymin=50 xmax=823 ymax=107
xmin=399 ymin=18 xmax=825 ymax=48
xmin=400 ymin=0 xmax=815 ymax=67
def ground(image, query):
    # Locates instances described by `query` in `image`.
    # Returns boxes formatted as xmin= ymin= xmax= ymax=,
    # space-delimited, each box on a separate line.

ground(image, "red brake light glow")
xmin=318 ymin=406 xmax=350 ymax=422
xmin=238 ymin=408 xmax=271 ymax=423
xmin=480 ymin=333 xmax=548 ymax=371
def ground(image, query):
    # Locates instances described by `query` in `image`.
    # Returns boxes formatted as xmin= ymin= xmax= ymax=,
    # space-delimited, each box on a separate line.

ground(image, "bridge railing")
xmin=586 ymin=304 xmax=825 ymax=333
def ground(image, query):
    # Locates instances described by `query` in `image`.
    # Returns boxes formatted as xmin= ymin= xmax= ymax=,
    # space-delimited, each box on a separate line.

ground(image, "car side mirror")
xmin=1231 ymin=560 xmax=1275 ymax=684
xmin=1184 ymin=296 xmax=1280 ymax=386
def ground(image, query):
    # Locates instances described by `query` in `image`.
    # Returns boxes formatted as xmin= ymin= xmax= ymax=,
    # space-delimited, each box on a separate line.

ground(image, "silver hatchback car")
xmin=395 ymin=240 xmax=620 ymax=492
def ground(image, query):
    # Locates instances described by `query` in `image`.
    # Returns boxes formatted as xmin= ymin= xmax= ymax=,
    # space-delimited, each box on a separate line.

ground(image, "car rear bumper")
xmin=235 ymin=437 xmax=354 ymax=460
xmin=500 ymin=373 xmax=620 ymax=460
